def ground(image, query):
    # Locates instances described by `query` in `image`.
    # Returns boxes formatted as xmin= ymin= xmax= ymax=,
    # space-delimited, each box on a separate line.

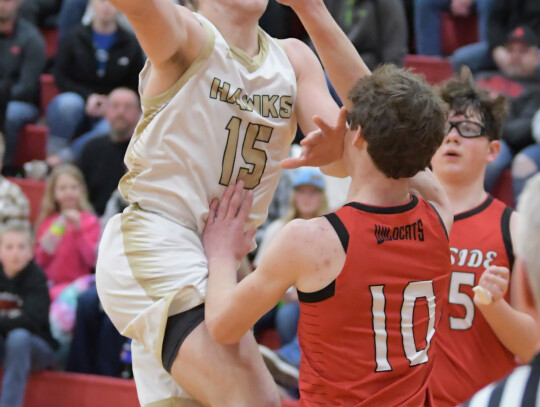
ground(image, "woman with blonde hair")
xmin=35 ymin=164 xmax=100 ymax=301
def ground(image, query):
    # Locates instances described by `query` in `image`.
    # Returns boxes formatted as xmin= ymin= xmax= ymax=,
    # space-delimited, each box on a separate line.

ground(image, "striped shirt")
xmin=460 ymin=353 xmax=540 ymax=407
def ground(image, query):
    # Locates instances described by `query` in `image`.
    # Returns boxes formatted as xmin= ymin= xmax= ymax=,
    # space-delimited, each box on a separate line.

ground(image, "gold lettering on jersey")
xmin=209 ymin=78 xmax=231 ymax=102
xmin=374 ymin=220 xmax=424 ymax=244
xmin=450 ymin=248 xmax=498 ymax=269
xmin=209 ymin=78 xmax=292 ymax=119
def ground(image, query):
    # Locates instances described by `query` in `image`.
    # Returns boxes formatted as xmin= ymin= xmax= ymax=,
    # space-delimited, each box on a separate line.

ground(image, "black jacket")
xmin=0 ymin=17 xmax=46 ymax=105
xmin=0 ymin=260 xmax=58 ymax=350
xmin=54 ymin=24 xmax=145 ymax=99
xmin=324 ymin=0 xmax=408 ymax=70
xmin=77 ymin=135 xmax=130 ymax=216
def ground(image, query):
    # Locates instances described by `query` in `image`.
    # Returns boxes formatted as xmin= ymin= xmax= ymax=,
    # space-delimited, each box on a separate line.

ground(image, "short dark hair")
xmin=348 ymin=64 xmax=447 ymax=179
xmin=437 ymin=67 xmax=508 ymax=141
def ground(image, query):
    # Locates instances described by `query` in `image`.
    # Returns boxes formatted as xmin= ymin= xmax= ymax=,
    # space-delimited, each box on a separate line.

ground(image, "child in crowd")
xmin=34 ymin=164 xmax=100 ymax=301
xmin=0 ymin=222 xmax=57 ymax=407
xmin=0 ymin=134 xmax=30 ymax=227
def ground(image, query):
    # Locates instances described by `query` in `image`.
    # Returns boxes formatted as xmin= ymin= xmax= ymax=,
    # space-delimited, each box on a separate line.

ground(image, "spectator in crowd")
xmin=460 ymin=174 xmax=540 ymax=407
xmin=65 ymin=282 xmax=126 ymax=377
xmin=0 ymin=134 xmax=30 ymax=227
xmin=414 ymin=0 xmax=495 ymax=57
xmin=0 ymin=0 xmax=46 ymax=170
xmin=472 ymin=27 xmax=540 ymax=196
xmin=57 ymin=0 xmax=187 ymax=42
xmin=19 ymin=0 xmax=60 ymax=27
xmin=46 ymin=0 xmax=144 ymax=164
xmin=510 ymin=109 xmax=540 ymax=202
xmin=0 ymin=222 xmax=57 ymax=407
xmin=452 ymin=0 xmax=540 ymax=73
xmin=34 ymin=164 xmax=100 ymax=301
xmin=76 ymin=87 xmax=139 ymax=215
xmin=323 ymin=0 xmax=408 ymax=70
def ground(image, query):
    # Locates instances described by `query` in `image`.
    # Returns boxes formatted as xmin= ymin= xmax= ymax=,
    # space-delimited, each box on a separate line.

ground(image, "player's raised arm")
xmin=278 ymin=0 xmax=370 ymax=110
xmin=108 ymin=0 xmax=205 ymax=82
xmin=409 ymin=168 xmax=453 ymax=233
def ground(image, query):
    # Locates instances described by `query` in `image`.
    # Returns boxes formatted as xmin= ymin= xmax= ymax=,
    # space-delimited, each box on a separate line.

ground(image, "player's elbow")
xmin=205 ymin=314 xmax=242 ymax=345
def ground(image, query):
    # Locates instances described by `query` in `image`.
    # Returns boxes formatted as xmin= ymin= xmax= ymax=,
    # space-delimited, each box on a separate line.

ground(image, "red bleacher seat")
xmin=440 ymin=12 xmax=479 ymax=56
xmin=404 ymin=54 xmax=453 ymax=85
xmin=40 ymin=73 xmax=60 ymax=115
xmin=40 ymin=27 xmax=59 ymax=60
xmin=3 ymin=370 xmax=299 ymax=407
xmin=13 ymin=124 xmax=48 ymax=169
xmin=8 ymin=177 xmax=46 ymax=225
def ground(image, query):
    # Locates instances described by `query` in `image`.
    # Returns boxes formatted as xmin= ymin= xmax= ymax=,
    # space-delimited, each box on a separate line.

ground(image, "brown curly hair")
xmin=348 ymin=64 xmax=447 ymax=179
xmin=437 ymin=67 xmax=508 ymax=141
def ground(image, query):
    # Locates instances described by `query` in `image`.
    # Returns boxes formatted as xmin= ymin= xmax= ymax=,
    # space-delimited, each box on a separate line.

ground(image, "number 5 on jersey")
xmin=370 ymin=281 xmax=436 ymax=372
xmin=220 ymin=116 xmax=274 ymax=189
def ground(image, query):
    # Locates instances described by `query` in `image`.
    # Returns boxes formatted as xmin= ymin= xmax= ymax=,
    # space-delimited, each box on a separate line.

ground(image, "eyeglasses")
xmin=444 ymin=120 xmax=486 ymax=138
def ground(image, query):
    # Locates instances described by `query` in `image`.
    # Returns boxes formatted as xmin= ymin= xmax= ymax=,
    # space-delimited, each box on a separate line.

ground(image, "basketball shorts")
xmin=96 ymin=205 xmax=208 ymax=406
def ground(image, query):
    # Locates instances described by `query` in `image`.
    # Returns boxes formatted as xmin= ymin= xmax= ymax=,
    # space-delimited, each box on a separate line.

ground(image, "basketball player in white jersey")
xmin=95 ymin=0 xmax=370 ymax=406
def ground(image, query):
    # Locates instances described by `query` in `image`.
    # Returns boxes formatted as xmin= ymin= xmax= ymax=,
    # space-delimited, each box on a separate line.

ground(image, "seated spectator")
xmin=511 ymin=109 xmax=540 ymax=202
xmin=65 ymin=282 xmax=126 ymax=376
xmin=459 ymin=174 xmax=540 ymax=406
xmin=19 ymin=0 xmax=61 ymax=27
xmin=452 ymin=0 xmax=540 ymax=73
xmin=76 ymin=87 xmax=140 ymax=215
xmin=473 ymin=29 xmax=540 ymax=197
xmin=0 ymin=0 xmax=46 ymax=171
xmin=0 ymin=222 xmax=57 ymax=407
xmin=323 ymin=0 xmax=408 ymax=70
xmin=414 ymin=0 xmax=495 ymax=57
xmin=0 ymin=134 xmax=30 ymax=226
xmin=45 ymin=0 xmax=144 ymax=163
xmin=34 ymin=164 xmax=100 ymax=301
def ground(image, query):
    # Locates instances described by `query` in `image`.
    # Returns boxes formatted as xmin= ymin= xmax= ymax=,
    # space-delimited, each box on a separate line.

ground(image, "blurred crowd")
xmin=0 ymin=0 xmax=539 ymax=405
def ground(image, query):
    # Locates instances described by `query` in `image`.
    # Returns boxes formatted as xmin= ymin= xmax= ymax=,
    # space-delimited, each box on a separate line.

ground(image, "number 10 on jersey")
xmin=370 ymin=281 xmax=436 ymax=372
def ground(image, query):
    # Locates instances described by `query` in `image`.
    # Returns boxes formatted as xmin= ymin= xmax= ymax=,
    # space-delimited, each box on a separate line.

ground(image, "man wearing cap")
xmin=496 ymin=26 xmax=540 ymax=80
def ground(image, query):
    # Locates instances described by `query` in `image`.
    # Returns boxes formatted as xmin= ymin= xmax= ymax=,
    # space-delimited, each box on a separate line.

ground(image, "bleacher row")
xmin=9 ymin=14 xmax=512 ymax=407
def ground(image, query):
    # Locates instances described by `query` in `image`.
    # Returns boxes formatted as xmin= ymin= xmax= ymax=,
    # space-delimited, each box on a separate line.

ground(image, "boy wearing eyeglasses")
xmin=429 ymin=68 xmax=539 ymax=406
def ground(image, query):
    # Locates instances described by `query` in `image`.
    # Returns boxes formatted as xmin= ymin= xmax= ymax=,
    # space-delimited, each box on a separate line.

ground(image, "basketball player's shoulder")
xmin=278 ymin=37 xmax=320 ymax=77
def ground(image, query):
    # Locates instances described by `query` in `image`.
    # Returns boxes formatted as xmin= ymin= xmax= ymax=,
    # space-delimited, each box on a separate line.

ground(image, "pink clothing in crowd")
xmin=35 ymin=211 xmax=100 ymax=301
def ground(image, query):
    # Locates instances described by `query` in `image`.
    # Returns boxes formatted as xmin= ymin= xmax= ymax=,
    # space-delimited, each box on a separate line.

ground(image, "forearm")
xmin=205 ymin=257 xmax=248 ymax=344
xmin=289 ymin=1 xmax=370 ymax=110
xmin=477 ymin=299 xmax=538 ymax=362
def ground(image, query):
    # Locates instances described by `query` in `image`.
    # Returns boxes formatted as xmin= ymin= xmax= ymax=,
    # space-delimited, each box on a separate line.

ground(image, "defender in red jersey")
xmin=202 ymin=32 xmax=453 ymax=405
xmin=429 ymin=68 xmax=539 ymax=407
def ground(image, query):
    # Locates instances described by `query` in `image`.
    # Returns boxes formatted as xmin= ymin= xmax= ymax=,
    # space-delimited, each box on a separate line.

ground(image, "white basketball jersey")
xmin=119 ymin=14 xmax=298 ymax=233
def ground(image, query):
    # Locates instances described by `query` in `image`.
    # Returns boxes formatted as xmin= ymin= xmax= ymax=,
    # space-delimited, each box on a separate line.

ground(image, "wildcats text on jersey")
xmin=209 ymin=77 xmax=293 ymax=118
xmin=374 ymin=219 xmax=424 ymax=244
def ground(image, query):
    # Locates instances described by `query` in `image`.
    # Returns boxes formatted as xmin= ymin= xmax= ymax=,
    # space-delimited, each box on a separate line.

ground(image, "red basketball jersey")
xmin=430 ymin=195 xmax=516 ymax=407
xmin=297 ymin=196 xmax=451 ymax=407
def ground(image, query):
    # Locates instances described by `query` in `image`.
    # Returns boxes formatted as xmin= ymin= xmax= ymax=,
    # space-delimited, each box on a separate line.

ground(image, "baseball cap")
xmin=507 ymin=26 xmax=538 ymax=47
xmin=292 ymin=168 xmax=325 ymax=190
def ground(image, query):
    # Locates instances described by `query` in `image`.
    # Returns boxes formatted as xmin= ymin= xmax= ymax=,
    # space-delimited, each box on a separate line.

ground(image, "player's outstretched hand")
xmin=473 ymin=266 xmax=510 ymax=306
xmin=203 ymin=181 xmax=256 ymax=268
xmin=281 ymin=106 xmax=348 ymax=169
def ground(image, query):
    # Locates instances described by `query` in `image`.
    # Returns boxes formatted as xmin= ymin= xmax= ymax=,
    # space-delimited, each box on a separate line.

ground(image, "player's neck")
xmin=200 ymin=8 xmax=260 ymax=57
xmin=347 ymin=171 xmax=410 ymax=207
xmin=441 ymin=178 xmax=489 ymax=215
